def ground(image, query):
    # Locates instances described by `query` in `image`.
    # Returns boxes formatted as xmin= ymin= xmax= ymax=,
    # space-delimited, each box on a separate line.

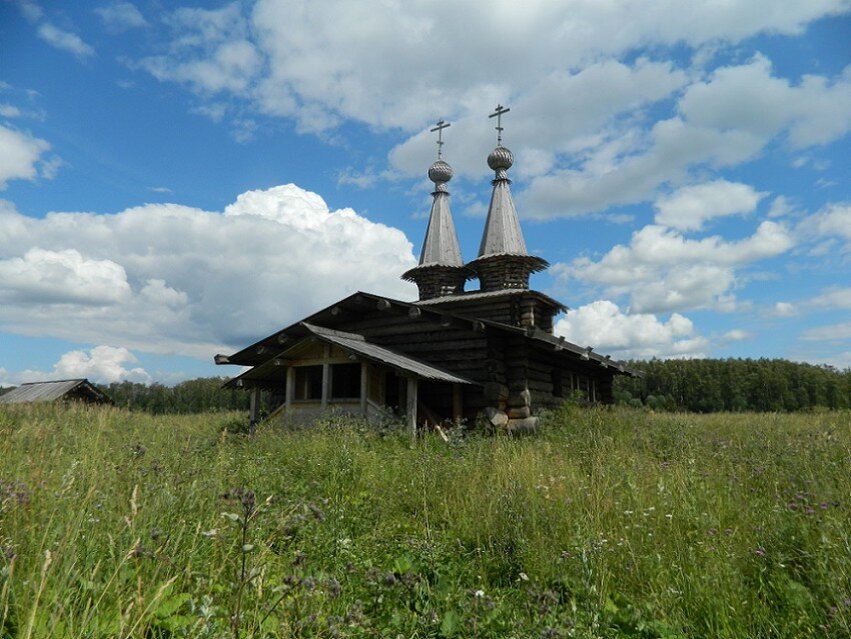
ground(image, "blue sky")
xmin=1 ymin=0 xmax=849 ymax=386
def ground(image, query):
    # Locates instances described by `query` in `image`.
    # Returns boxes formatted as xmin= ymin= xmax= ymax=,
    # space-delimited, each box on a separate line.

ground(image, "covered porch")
xmin=224 ymin=323 xmax=475 ymax=435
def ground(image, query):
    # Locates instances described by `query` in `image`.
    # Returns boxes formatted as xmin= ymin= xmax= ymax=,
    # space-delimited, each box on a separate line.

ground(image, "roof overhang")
xmin=224 ymin=322 xmax=478 ymax=389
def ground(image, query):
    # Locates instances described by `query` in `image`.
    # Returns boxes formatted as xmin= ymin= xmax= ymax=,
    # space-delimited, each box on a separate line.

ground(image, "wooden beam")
xmin=408 ymin=306 xmax=422 ymax=318
xmin=406 ymin=377 xmax=418 ymax=442
xmin=376 ymin=298 xmax=392 ymax=311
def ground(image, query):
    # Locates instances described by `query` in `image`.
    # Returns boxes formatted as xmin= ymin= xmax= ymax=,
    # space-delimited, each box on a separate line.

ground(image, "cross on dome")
xmin=430 ymin=120 xmax=450 ymax=159
xmin=489 ymin=104 xmax=510 ymax=145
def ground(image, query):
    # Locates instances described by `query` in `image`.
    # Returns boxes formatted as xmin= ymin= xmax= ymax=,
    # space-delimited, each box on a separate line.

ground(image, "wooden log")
xmin=507 ymin=405 xmax=531 ymax=419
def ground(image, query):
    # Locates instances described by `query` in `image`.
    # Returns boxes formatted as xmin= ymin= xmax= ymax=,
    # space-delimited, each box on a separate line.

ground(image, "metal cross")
xmin=489 ymin=104 xmax=510 ymax=144
xmin=430 ymin=120 xmax=450 ymax=159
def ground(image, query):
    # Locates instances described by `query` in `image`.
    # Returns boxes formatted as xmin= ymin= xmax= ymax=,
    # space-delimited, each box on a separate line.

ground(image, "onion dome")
xmin=428 ymin=159 xmax=453 ymax=185
xmin=487 ymin=145 xmax=513 ymax=171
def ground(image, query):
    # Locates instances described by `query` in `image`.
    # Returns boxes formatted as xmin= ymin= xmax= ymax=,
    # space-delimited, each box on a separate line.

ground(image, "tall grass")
xmin=1 ymin=403 xmax=849 ymax=637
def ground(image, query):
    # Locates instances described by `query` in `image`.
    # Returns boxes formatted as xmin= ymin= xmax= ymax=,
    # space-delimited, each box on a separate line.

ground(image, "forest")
xmin=614 ymin=358 xmax=850 ymax=412
xmin=2 ymin=358 xmax=848 ymax=414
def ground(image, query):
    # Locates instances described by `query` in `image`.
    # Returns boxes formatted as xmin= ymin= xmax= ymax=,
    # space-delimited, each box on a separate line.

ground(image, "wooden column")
xmin=249 ymin=387 xmax=260 ymax=436
xmin=360 ymin=362 xmax=368 ymax=417
xmin=321 ymin=345 xmax=331 ymax=409
xmin=452 ymin=384 xmax=463 ymax=423
xmin=285 ymin=366 xmax=294 ymax=408
xmin=406 ymin=377 xmax=418 ymax=441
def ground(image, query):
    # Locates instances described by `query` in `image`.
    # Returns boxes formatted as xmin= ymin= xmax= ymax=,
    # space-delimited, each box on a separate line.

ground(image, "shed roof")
xmin=0 ymin=379 xmax=111 ymax=404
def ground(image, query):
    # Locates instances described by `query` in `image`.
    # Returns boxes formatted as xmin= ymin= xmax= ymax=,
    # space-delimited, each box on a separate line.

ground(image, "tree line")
xmin=3 ymin=359 xmax=847 ymax=414
xmin=613 ymin=358 xmax=850 ymax=412
xmin=102 ymin=378 xmax=249 ymax=414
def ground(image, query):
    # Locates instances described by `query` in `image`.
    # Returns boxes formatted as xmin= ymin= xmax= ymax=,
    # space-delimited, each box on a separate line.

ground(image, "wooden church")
xmin=215 ymin=109 xmax=634 ymax=433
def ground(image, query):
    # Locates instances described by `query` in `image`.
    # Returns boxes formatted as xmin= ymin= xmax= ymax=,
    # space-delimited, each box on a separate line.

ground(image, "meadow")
xmin=1 ymin=404 xmax=849 ymax=638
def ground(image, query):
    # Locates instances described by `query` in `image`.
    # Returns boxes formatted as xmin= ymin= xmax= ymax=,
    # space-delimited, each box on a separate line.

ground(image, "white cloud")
xmin=522 ymin=55 xmax=851 ymax=219
xmin=811 ymin=287 xmax=851 ymax=310
xmin=95 ymin=2 xmax=147 ymax=33
xmin=654 ymin=180 xmax=766 ymax=231
xmin=16 ymin=346 xmax=151 ymax=385
xmin=0 ymin=104 xmax=22 ymax=118
xmin=554 ymin=300 xmax=708 ymax=359
xmin=0 ymin=185 xmax=417 ymax=359
xmin=721 ymin=329 xmax=751 ymax=342
xmin=772 ymin=302 xmax=797 ymax=317
xmin=797 ymin=202 xmax=851 ymax=250
xmin=13 ymin=0 xmax=43 ymax=23
xmin=37 ymin=23 xmax=95 ymax=59
xmin=138 ymin=4 xmax=261 ymax=94
xmin=559 ymin=221 xmax=794 ymax=313
xmin=0 ymin=248 xmax=131 ymax=304
xmin=767 ymin=195 xmax=797 ymax=219
xmin=801 ymin=322 xmax=851 ymax=342
xmin=0 ymin=125 xmax=52 ymax=188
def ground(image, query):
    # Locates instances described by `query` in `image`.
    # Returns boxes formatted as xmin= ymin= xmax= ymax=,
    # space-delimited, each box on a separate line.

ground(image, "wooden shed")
xmin=0 ymin=379 xmax=112 ymax=405
xmin=215 ymin=116 xmax=636 ymax=433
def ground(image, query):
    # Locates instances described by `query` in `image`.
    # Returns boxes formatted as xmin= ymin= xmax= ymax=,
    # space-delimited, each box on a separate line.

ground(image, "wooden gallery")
xmin=215 ymin=116 xmax=635 ymax=433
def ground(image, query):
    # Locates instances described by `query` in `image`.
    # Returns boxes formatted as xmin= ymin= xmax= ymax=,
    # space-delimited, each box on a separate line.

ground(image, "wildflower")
xmin=754 ymin=546 xmax=766 ymax=557
xmin=307 ymin=502 xmax=325 ymax=521
xmin=518 ymin=572 xmax=529 ymax=582
xmin=381 ymin=572 xmax=397 ymax=587
xmin=201 ymin=528 xmax=218 ymax=538
xmin=325 ymin=576 xmax=342 ymax=598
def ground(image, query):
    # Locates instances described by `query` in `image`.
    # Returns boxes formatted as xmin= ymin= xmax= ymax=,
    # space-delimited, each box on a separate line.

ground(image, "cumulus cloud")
xmin=797 ymin=202 xmax=851 ymax=250
xmin=37 ymin=23 xmax=95 ymax=59
xmin=138 ymin=4 xmax=261 ymax=94
xmin=15 ymin=346 xmax=151 ymax=385
xmin=126 ymin=1 xmax=851 ymax=219
xmin=525 ymin=56 xmax=851 ymax=218
xmin=772 ymin=302 xmax=797 ymax=317
xmin=0 ymin=125 xmax=52 ymax=188
xmin=554 ymin=300 xmax=708 ymax=359
xmin=811 ymin=287 xmax=851 ymax=310
xmin=0 ymin=248 xmax=131 ymax=304
xmin=0 ymin=185 xmax=416 ymax=359
xmin=557 ymin=220 xmax=794 ymax=313
xmin=654 ymin=180 xmax=766 ymax=231
xmin=721 ymin=329 xmax=751 ymax=342
xmin=94 ymin=2 xmax=147 ymax=33
xmin=801 ymin=322 xmax=851 ymax=342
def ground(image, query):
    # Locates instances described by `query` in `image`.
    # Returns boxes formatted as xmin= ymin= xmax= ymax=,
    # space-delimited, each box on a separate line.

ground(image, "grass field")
xmin=1 ymin=404 xmax=849 ymax=638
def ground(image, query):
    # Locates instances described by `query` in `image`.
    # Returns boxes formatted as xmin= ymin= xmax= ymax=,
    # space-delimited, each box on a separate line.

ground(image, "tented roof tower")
xmin=402 ymin=121 xmax=470 ymax=300
xmin=466 ymin=106 xmax=548 ymax=291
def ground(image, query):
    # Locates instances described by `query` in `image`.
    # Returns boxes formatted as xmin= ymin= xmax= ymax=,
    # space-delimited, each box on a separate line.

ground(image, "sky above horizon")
xmin=1 ymin=0 xmax=849 ymax=387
